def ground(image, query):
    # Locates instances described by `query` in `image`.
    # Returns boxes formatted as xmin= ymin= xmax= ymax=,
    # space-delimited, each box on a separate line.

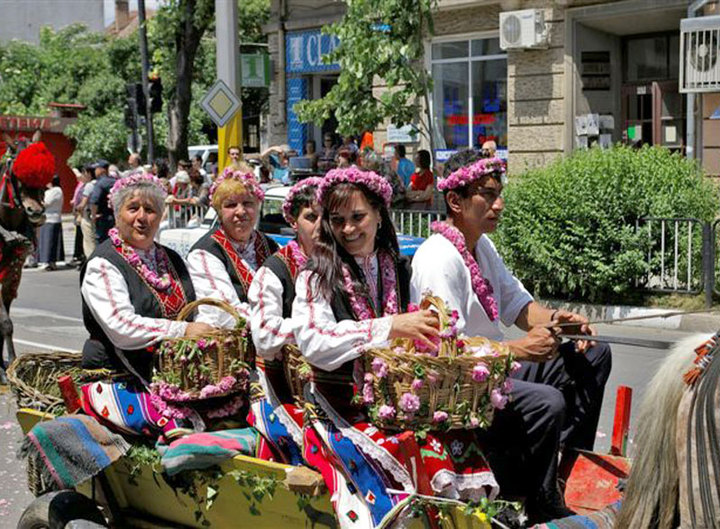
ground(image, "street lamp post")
xmin=137 ymin=0 xmax=154 ymax=162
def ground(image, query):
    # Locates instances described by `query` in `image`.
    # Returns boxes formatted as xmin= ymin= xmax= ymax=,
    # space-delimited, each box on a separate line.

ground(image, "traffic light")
xmin=124 ymin=99 xmax=136 ymax=129
xmin=149 ymin=78 xmax=162 ymax=114
xmin=127 ymin=82 xmax=145 ymax=114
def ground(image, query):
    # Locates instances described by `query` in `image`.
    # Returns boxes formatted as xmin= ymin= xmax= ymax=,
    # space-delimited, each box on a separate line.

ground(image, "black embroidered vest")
xmin=191 ymin=229 xmax=278 ymax=302
xmin=313 ymin=254 xmax=412 ymax=417
xmin=80 ymin=239 xmax=196 ymax=382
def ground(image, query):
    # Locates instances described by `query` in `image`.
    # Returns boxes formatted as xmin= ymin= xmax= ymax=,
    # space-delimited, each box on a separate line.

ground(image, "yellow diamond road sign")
xmin=201 ymin=79 xmax=241 ymax=127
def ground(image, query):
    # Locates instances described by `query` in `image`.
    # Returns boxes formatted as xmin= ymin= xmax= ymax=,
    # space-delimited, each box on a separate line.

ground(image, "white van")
xmin=187 ymin=145 xmax=218 ymax=174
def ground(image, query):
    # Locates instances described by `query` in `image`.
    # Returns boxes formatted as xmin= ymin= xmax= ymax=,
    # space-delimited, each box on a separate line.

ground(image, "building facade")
xmin=0 ymin=0 xmax=105 ymax=44
xmin=264 ymin=0 xmax=720 ymax=175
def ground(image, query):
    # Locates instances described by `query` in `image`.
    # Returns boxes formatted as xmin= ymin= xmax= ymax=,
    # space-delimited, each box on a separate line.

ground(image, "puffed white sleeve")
xmin=248 ymin=266 xmax=295 ymax=360
xmin=292 ymin=270 xmax=392 ymax=372
xmin=186 ymin=248 xmax=249 ymax=329
xmin=410 ymin=238 xmax=471 ymax=330
xmin=81 ymin=257 xmax=188 ymax=349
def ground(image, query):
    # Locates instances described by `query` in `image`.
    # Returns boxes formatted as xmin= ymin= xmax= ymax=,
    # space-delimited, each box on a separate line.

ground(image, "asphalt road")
xmin=0 ymin=266 xmax=707 ymax=526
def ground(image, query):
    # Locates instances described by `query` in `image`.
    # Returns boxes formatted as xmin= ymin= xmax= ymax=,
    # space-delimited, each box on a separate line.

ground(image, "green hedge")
xmin=493 ymin=145 xmax=719 ymax=302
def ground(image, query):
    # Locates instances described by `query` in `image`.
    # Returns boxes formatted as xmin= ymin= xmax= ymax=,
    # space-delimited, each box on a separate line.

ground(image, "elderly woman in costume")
xmin=246 ymin=177 xmax=322 ymax=464
xmin=186 ymin=168 xmax=278 ymax=327
xmin=80 ymin=173 xmax=212 ymax=437
xmin=292 ymin=168 xmax=499 ymax=528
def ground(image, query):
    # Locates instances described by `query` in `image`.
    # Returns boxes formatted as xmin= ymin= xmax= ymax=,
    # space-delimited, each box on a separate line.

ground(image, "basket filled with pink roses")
xmin=360 ymin=294 xmax=519 ymax=431
xmin=150 ymin=298 xmax=252 ymax=420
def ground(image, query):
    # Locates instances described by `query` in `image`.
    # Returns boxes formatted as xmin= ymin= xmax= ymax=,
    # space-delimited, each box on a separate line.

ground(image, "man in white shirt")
xmin=411 ymin=149 xmax=611 ymax=523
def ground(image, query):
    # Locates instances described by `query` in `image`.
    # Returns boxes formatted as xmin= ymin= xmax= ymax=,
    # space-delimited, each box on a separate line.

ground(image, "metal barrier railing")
xmin=635 ymin=217 xmax=705 ymax=294
xmin=165 ymin=204 xmax=208 ymax=229
xmin=390 ymin=209 xmax=445 ymax=238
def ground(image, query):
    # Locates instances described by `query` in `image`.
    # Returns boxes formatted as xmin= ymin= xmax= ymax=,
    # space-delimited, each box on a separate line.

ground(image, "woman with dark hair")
xmin=246 ymin=177 xmax=322 ymax=465
xmin=292 ymin=167 xmax=498 ymax=527
xmin=38 ymin=175 xmax=64 ymax=271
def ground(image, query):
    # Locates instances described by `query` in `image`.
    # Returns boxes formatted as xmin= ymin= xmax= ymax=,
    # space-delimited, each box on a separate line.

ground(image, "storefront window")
xmin=431 ymin=37 xmax=507 ymax=153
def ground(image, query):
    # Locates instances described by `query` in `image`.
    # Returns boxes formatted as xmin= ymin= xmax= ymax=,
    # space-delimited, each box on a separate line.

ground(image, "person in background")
xmin=168 ymin=170 xmax=192 ymax=206
xmin=391 ymin=144 xmax=415 ymax=188
xmin=481 ymin=140 xmax=497 ymax=158
xmin=341 ymin=134 xmax=358 ymax=156
xmin=226 ymin=145 xmax=254 ymax=173
xmin=89 ymin=159 xmax=116 ymax=244
xmin=318 ymin=133 xmax=337 ymax=172
xmin=169 ymin=160 xmax=192 ymax=188
xmin=38 ymin=175 xmax=64 ymax=271
xmin=258 ymin=145 xmax=292 ymax=185
xmin=406 ymin=149 xmax=434 ymax=209
xmin=192 ymin=154 xmax=210 ymax=185
xmin=152 ymin=158 xmax=170 ymax=180
xmin=70 ymin=168 xmax=87 ymax=267
xmin=77 ymin=164 xmax=97 ymax=259
xmin=335 ymin=148 xmax=352 ymax=169
xmin=304 ymin=139 xmax=318 ymax=171
xmin=188 ymin=168 xmax=210 ymax=208
xmin=125 ymin=152 xmax=143 ymax=177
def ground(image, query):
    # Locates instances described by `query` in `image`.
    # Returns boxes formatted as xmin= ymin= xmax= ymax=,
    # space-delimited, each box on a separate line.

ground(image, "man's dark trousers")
xmin=479 ymin=342 xmax=612 ymax=498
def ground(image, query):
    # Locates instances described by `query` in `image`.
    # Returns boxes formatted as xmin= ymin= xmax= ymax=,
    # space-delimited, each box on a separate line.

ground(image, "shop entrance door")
xmin=310 ymin=75 xmax=339 ymax=146
xmin=621 ymin=82 xmax=685 ymax=151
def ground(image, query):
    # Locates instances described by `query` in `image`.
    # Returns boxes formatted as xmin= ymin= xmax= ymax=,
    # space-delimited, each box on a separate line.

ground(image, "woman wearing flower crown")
xmin=244 ymin=177 xmax=323 ymax=465
xmin=80 ymin=173 xmax=213 ymax=438
xmin=292 ymin=167 xmax=498 ymax=528
xmin=186 ymin=168 xmax=278 ymax=327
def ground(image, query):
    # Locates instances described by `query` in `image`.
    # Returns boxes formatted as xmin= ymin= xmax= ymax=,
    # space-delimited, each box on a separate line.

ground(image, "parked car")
xmin=158 ymin=185 xmax=425 ymax=257
xmin=187 ymin=145 xmax=218 ymax=175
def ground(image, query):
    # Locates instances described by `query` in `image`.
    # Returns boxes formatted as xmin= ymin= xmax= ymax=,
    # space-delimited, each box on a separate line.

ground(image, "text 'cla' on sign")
xmin=200 ymin=79 xmax=241 ymax=127
xmin=241 ymin=54 xmax=270 ymax=88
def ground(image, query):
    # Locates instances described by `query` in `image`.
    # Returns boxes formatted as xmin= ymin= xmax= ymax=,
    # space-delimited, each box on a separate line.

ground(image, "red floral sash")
xmin=112 ymin=244 xmax=188 ymax=320
xmin=210 ymin=229 xmax=273 ymax=298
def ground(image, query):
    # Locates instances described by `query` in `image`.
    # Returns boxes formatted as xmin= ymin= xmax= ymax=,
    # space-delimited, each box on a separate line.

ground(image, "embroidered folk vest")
xmin=313 ymin=253 xmax=412 ymax=418
xmin=80 ymin=239 xmax=195 ymax=381
xmin=191 ymin=229 xmax=278 ymax=302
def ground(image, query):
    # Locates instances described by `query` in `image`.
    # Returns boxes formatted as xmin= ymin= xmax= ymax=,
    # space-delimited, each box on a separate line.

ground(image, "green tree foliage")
xmin=493 ymin=145 xmax=719 ymax=302
xmin=295 ymin=0 xmax=437 ymax=144
xmin=0 ymin=0 xmax=270 ymax=167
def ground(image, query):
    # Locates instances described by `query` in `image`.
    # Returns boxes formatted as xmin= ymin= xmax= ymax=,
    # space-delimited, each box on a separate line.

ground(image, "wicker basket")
xmin=282 ymin=344 xmax=312 ymax=403
xmin=155 ymin=298 xmax=251 ymax=402
xmin=362 ymin=295 xmax=513 ymax=431
xmin=6 ymin=351 xmax=111 ymax=413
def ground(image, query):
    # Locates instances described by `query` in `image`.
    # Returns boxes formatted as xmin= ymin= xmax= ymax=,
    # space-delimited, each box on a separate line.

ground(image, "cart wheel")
xmin=17 ymin=491 xmax=107 ymax=529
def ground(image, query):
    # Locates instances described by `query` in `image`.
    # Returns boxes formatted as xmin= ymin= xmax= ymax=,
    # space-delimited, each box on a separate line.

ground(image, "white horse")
xmin=616 ymin=332 xmax=718 ymax=529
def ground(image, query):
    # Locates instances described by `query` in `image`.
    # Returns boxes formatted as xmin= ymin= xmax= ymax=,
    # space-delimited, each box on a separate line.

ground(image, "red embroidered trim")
xmin=111 ymin=245 xmax=188 ymax=319
xmin=276 ymin=244 xmax=300 ymax=281
xmin=210 ymin=229 xmax=266 ymax=298
xmin=199 ymin=250 xmax=232 ymax=305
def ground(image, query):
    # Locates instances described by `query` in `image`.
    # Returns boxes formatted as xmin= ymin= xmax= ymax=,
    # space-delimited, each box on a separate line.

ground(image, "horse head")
xmin=0 ymin=135 xmax=54 ymax=234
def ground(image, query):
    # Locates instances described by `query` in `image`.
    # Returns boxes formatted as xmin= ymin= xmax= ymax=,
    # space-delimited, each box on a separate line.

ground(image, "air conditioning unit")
xmin=680 ymin=16 xmax=720 ymax=93
xmin=499 ymin=9 xmax=548 ymax=50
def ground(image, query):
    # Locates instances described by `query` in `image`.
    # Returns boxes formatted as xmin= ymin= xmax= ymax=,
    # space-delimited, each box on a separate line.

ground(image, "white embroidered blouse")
xmin=81 ymin=254 xmax=189 ymax=350
xmin=291 ymin=259 xmax=394 ymax=372
xmin=247 ymin=266 xmax=296 ymax=360
xmin=186 ymin=231 xmax=259 ymax=329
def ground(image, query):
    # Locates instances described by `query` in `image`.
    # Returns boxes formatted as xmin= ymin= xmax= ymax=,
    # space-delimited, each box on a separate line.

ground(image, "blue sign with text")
xmin=287 ymin=77 xmax=308 ymax=154
xmin=285 ymin=30 xmax=340 ymax=74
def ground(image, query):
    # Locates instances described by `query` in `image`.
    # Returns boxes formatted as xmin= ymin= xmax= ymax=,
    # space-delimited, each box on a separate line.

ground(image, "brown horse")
xmin=0 ymin=133 xmax=49 ymax=383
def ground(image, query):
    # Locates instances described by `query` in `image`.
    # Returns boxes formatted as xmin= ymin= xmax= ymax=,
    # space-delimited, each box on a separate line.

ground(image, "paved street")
xmin=0 ymin=263 xmax=708 ymax=525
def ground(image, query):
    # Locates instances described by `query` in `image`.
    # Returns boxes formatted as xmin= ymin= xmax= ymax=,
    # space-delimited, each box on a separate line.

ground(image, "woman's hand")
xmin=507 ymin=326 xmax=560 ymax=362
xmin=389 ymin=310 xmax=440 ymax=350
xmin=184 ymin=322 xmax=214 ymax=337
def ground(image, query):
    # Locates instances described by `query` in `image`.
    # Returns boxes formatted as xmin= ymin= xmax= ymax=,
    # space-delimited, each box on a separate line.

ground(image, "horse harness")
xmin=0 ymin=160 xmax=23 ymax=209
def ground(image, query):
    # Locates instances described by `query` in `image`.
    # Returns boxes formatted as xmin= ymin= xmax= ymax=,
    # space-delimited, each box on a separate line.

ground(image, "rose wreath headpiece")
xmin=316 ymin=167 xmax=393 ymax=208
xmin=108 ymin=173 xmax=167 ymax=210
xmin=282 ymin=176 xmax=323 ymax=223
xmin=209 ymin=167 xmax=265 ymax=203
xmin=437 ymin=157 xmax=505 ymax=192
